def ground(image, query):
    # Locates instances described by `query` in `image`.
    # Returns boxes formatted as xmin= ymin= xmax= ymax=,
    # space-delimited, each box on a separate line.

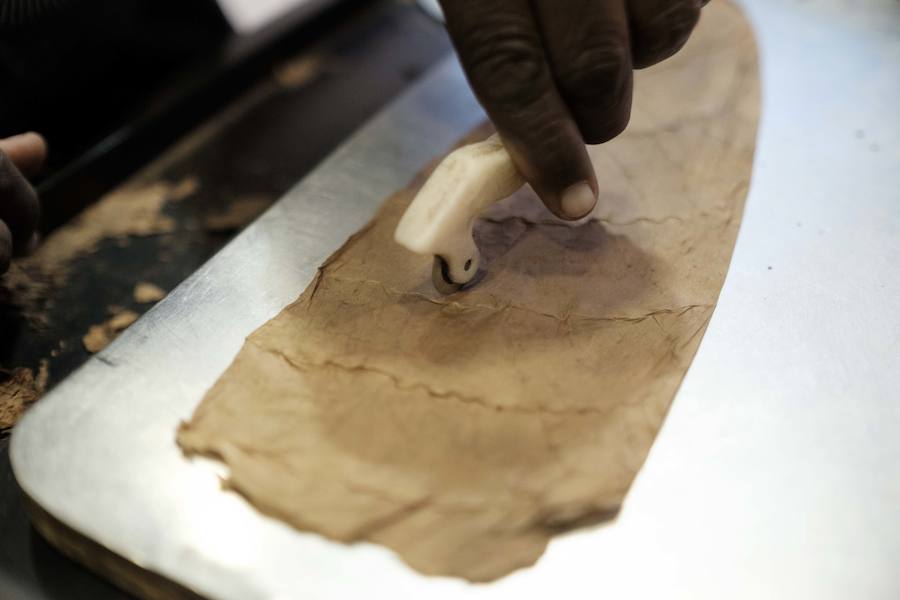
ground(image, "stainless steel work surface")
xmin=11 ymin=0 xmax=900 ymax=598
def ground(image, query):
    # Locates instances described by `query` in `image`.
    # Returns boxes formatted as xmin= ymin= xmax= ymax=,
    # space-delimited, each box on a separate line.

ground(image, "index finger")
xmin=439 ymin=0 xmax=598 ymax=219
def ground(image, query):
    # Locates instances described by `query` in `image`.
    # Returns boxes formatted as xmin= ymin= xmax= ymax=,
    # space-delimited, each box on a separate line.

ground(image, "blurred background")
xmin=1 ymin=2 xmax=452 ymax=596
xmin=0 ymin=0 xmax=453 ymax=394
xmin=0 ymin=0 xmax=448 ymax=229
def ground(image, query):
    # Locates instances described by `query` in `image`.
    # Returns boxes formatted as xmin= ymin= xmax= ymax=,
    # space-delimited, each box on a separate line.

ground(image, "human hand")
xmin=0 ymin=133 xmax=46 ymax=274
xmin=439 ymin=0 xmax=707 ymax=219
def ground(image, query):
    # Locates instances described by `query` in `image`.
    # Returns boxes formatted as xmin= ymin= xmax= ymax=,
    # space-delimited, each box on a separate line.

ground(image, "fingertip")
xmin=559 ymin=182 xmax=598 ymax=220
xmin=26 ymin=131 xmax=48 ymax=161
xmin=503 ymin=123 xmax=599 ymax=222
xmin=0 ymin=132 xmax=48 ymax=177
xmin=630 ymin=0 xmax=701 ymax=70
xmin=580 ymin=100 xmax=632 ymax=145
xmin=21 ymin=131 xmax=47 ymax=150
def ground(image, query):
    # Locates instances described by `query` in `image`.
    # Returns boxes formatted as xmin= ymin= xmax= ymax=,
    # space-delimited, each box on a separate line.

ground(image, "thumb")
xmin=0 ymin=132 xmax=47 ymax=178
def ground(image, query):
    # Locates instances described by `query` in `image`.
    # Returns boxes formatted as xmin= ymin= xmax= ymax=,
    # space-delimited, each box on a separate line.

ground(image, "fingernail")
xmin=560 ymin=182 xmax=597 ymax=219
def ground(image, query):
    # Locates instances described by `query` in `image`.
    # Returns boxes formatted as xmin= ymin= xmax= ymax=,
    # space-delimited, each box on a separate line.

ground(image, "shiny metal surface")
xmin=11 ymin=0 xmax=900 ymax=598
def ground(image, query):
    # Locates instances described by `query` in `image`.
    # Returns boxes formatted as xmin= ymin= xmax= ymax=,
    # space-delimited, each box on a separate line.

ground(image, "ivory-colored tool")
xmin=393 ymin=135 xmax=525 ymax=293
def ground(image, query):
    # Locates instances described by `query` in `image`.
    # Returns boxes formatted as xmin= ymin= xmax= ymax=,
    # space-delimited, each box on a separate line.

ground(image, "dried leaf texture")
xmin=179 ymin=1 xmax=759 ymax=582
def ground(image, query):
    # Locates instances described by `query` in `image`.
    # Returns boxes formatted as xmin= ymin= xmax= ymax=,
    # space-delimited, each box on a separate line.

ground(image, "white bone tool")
xmin=394 ymin=135 xmax=525 ymax=294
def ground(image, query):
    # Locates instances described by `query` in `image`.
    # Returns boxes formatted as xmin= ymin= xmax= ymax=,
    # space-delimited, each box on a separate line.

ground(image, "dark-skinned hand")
xmin=439 ymin=0 xmax=708 ymax=219
xmin=0 ymin=132 xmax=45 ymax=275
